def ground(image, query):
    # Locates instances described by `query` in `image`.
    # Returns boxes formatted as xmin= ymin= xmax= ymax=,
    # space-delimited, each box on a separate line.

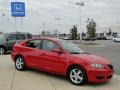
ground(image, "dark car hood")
xmin=73 ymin=54 xmax=111 ymax=64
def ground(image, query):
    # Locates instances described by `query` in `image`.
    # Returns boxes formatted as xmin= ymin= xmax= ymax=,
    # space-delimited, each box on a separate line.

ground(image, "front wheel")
xmin=68 ymin=66 xmax=88 ymax=86
xmin=15 ymin=56 xmax=26 ymax=71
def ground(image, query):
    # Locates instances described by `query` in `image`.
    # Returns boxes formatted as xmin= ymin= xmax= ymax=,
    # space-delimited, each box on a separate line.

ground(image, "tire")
xmin=15 ymin=56 xmax=26 ymax=71
xmin=68 ymin=66 xmax=88 ymax=86
xmin=0 ymin=47 xmax=5 ymax=55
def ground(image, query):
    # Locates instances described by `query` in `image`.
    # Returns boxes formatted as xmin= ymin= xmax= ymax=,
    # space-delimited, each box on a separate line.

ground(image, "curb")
xmin=114 ymin=75 xmax=120 ymax=80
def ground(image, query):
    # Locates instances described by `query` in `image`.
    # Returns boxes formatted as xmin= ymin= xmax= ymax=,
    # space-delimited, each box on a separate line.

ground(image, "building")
xmin=96 ymin=26 xmax=120 ymax=37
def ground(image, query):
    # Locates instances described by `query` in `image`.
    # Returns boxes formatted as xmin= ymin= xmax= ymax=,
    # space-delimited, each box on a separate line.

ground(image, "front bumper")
xmin=86 ymin=66 xmax=114 ymax=83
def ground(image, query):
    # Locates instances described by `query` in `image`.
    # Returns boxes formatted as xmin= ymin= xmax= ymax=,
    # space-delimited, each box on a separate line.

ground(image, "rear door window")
xmin=27 ymin=34 xmax=33 ymax=39
xmin=17 ymin=34 xmax=25 ymax=40
xmin=27 ymin=39 xmax=42 ymax=49
xmin=8 ymin=34 xmax=17 ymax=40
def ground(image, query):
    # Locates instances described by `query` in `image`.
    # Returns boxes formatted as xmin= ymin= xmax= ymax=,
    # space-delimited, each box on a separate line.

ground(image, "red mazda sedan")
xmin=11 ymin=37 xmax=114 ymax=85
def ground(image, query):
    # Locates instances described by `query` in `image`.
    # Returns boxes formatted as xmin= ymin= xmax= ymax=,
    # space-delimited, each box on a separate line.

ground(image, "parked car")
xmin=11 ymin=37 xmax=114 ymax=85
xmin=96 ymin=36 xmax=107 ymax=40
xmin=63 ymin=36 xmax=70 ymax=40
xmin=82 ymin=36 xmax=96 ymax=41
xmin=113 ymin=36 xmax=120 ymax=42
xmin=106 ymin=36 xmax=112 ymax=40
xmin=0 ymin=32 xmax=33 ymax=55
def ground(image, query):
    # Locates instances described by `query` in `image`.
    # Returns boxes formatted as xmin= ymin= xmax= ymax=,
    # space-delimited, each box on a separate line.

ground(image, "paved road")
xmin=95 ymin=40 xmax=120 ymax=46
xmin=0 ymin=55 xmax=120 ymax=90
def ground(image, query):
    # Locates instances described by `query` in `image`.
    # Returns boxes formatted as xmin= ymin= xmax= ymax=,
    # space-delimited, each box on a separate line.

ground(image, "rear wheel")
xmin=0 ymin=47 xmax=5 ymax=55
xmin=15 ymin=56 xmax=26 ymax=71
xmin=68 ymin=66 xmax=88 ymax=86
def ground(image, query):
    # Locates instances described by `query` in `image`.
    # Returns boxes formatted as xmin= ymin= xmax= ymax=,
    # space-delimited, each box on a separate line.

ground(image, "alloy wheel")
xmin=15 ymin=57 xmax=25 ymax=70
xmin=70 ymin=69 xmax=83 ymax=84
xmin=68 ymin=66 xmax=88 ymax=85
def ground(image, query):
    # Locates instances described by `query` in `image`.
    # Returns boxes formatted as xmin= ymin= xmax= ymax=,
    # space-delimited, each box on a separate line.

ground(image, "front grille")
xmin=96 ymin=76 xmax=104 ymax=79
xmin=107 ymin=64 xmax=113 ymax=70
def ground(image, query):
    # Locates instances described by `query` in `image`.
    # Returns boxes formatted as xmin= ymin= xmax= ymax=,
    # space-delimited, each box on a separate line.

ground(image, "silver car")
xmin=113 ymin=36 xmax=120 ymax=42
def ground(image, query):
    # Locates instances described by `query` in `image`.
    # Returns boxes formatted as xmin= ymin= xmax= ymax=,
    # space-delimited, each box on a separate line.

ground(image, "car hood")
xmin=73 ymin=53 xmax=111 ymax=64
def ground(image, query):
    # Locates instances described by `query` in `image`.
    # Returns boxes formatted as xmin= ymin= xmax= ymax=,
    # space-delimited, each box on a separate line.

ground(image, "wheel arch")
xmin=14 ymin=54 xmax=25 ymax=61
xmin=66 ymin=64 xmax=87 ymax=78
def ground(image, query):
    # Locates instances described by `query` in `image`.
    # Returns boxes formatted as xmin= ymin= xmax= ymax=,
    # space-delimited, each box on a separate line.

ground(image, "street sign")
xmin=11 ymin=2 xmax=25 ymax=17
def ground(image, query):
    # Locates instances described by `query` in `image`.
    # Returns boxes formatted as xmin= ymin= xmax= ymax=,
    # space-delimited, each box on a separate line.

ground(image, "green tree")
xmin=86 ymin=18 xmax=96 ymax=44
xmin=70 ymin=25 xmax=78 ymax=40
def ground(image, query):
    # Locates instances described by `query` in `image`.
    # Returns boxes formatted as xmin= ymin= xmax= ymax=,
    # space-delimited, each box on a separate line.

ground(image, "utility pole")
xmin=55 ymin=17 xmax=61 ymax=38
xmin=75 ymin=1 xmax=84 ymax=42
xmin=2 ymin=13 xmax=6 ymax=33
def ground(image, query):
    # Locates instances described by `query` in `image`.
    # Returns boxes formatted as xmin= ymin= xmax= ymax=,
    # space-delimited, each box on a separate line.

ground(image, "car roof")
xmin=10 ymin=32 xmax=32 ymax=34
xmin=30 ymin=37 xmax=61 ymax=42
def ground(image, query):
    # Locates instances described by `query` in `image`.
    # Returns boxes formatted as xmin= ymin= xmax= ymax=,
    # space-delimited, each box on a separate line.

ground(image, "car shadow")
xmin=27 ymin=68 xmax=67 ymax=81
xmin=87 ymin=81 xmax=110 ymax=86
xmin=25 ymin=68 xmax=111 ymax=87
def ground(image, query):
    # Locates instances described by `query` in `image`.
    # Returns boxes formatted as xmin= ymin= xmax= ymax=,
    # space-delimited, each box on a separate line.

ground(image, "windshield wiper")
xmin=70 ymin=52 xmax=90 ymax=54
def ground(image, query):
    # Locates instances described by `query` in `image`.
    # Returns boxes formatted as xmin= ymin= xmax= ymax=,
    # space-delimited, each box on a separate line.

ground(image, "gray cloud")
xmin=0 ymin=0 xmax=120 ymax=34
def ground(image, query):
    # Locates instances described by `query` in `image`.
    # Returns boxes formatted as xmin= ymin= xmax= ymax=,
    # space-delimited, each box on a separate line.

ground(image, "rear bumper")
xmin=11 ymin=52 xmax=16 ymax=62
xmin=87 ymin=68 xmax=114 ymax=83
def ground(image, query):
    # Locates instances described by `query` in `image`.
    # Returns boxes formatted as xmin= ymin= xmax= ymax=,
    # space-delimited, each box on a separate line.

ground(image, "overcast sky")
xmin=0 ymin=0 xmax=120 ymax=34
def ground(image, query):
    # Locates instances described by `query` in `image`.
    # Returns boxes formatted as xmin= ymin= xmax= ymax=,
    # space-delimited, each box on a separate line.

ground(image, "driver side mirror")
xmin=6 ymin=38 xmax=10 ymax=41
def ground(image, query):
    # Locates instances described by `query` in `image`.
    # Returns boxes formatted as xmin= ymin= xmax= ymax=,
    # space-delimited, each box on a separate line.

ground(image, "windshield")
xmin=0 ymin=34 xmax=4 ymax=40
xmin=59 ymin=40 xmax=85 ymax=54
xmin=0 ymin=33 xmax=9 ymax=40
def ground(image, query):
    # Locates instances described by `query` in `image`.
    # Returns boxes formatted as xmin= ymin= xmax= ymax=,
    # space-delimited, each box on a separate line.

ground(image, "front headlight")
xmin=91 ymin=64 xmax=105 ymax=69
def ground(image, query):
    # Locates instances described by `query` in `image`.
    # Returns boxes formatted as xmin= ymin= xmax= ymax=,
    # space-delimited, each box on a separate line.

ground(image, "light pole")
xmin=42 ymin=22 xmax=46 ymax=36
xmin=2 ymin=13 xmax=6 ymax=33
xmin=6 ymin=18 xmax=10 ymax=32
xmin=54 ymin=17 xmax=61 ymax=38
xmin=75 ymin=1 xmax=84 ymax=41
